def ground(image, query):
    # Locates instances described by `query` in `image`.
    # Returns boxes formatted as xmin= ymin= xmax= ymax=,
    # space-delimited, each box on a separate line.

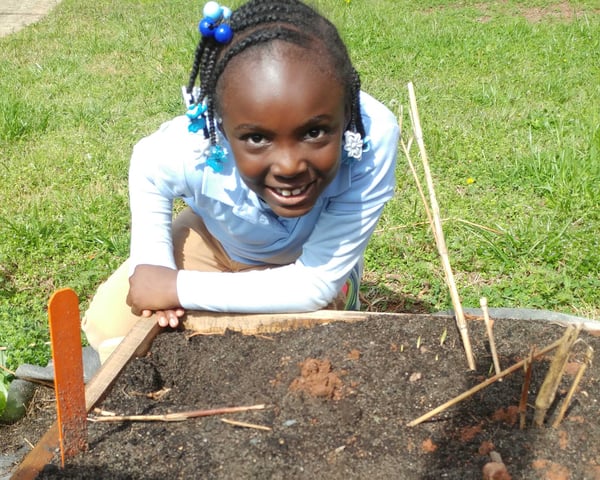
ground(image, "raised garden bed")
xmin=4 ymin=312 xmax=598 ymax=479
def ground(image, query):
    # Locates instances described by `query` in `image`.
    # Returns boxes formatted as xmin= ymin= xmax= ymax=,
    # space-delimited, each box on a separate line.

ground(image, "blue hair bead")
xmin=199 ymin=2 xmax=233 ymax=42
xmin=199 ymin=18 xmax=215 ymax=37
xmin=214 ymin=24 xmax=233 ymax=44
xmin=203 ymin=1 xmax=222 ymax=20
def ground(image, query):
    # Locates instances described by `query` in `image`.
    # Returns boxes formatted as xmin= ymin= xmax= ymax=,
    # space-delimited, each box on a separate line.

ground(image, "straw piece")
xmin=400 ymin=135 xmax=435 ymax=238
xmin=221 ymin=418 xmax=272 ymax=431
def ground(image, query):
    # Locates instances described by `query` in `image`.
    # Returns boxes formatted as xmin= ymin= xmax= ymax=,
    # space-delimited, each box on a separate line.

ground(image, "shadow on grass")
xmin=360 ymin=280 xmax=433 ymax=314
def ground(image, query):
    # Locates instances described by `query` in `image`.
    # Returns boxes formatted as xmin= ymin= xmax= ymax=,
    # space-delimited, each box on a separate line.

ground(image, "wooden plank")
xmin=48 ymin=288 xmax=88 ymax=466
xmin=10 ymin=317 xmax=160 ymax=480
xmin=182 ymin=310 xmax=409 ymax=335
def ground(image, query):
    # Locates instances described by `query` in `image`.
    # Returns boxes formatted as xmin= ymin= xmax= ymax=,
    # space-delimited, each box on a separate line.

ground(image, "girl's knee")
xmin=82 ymin=261 xmax=138 ymax=349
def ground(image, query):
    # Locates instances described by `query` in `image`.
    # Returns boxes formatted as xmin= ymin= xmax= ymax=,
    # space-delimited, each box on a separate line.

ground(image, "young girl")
xmin=82 ymin=0 xmax=399 ymax=359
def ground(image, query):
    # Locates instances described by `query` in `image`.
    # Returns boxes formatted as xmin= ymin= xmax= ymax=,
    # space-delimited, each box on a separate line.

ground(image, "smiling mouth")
xmin=274 ymin=185 xmax=309 ymax=197
xmin=263 ymin=181 xmax=318 ymax=215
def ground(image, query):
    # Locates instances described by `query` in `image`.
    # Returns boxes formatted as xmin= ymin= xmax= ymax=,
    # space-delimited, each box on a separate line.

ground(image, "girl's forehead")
xmin=217 ymin=45 xmax=346 ymax=125
xmin=217 ymin=40 xmax=341 ymax=95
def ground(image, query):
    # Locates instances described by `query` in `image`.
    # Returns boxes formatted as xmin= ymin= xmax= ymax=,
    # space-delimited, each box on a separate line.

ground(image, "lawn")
xmin=1 ymin=0 xmax=598 ymax=372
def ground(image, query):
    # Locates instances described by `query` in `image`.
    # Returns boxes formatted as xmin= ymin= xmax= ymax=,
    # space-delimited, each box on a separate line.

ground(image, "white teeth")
xmin=276 ymin=186 xmax=305 ymax=197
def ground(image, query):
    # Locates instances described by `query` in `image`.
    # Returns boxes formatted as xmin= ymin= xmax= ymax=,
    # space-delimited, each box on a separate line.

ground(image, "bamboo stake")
xmin=406 ymin=81 xmax=475 ymax=370
xmin=533 ymin=324 xmax=582 ymax=427
xmin=87 ymin=404 xmax=266 ymax=423
xmin=519 ymin=347 xmax=535 ymax=430
xmin=481 ymin=297 xmax=501 ymax=378
xmin=552 ymin=345 xmax=594 ymax=428
xmin=407 ymin=337 xmax=563 ymax=427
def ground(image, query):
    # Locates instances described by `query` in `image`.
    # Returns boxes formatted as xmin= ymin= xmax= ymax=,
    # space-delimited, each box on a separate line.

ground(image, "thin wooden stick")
xmin=88 ymin=412 xmax=188 ymax=422
xmin=533 ymin=324 xmax=582 ymax=427
xmin=87 ymin=404 xmax=267 ymax=423
xmin=481 ymin=297 xmax=501 ymax=378
xmin=406 ymin=81 xmax=475 ymax=370
xmin=13 ymin=375 xmax=55 ymax=389
xmin=407 ymin=337 xmax=564 ymax=426
xmin=0 ymin=363 xmax=16 ymax=376
xmin=519 ymin=347 xmax=535 ymax=430
xmin=552 ymin=345 xmax=594 ymax=428
xmin=1 ymin=363 xmax=53 ymax=396
xmin=397 ymin=101 xmax=434 ymax=232
xmin=221 ymin=418 xmax=272 ymax=431
xmin=400 ymin=135 xmax=435 ymax=239
xmin=93 ymin=408 xmax=116 ymax=416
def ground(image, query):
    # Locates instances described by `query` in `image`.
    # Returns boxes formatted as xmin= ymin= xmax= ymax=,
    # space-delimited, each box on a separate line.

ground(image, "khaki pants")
xmin=82 ymin=208 xmax=344 ymax=356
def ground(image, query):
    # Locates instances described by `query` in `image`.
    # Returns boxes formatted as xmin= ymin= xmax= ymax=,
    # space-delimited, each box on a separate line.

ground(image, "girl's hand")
xmin=127 ymin=265 xmax=182 ymax=317
xmin=141 ymin=308 xmax=185 ymax=328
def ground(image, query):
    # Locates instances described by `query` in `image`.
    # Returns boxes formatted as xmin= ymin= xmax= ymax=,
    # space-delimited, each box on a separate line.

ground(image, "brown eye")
xmin=242 ymin=133 xmax=268 ymax=146
xmin=305 ymin=127 xmax=326 ymax=140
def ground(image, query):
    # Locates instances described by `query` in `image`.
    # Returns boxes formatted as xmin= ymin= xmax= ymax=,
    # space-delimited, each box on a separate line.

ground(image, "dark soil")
xmin=3 ymin=314 xmax=600 ymax=479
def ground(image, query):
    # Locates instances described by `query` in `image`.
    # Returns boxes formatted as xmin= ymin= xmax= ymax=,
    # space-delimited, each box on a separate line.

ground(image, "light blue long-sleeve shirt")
xmin=128 ymin=91 xmax=399 ymax=312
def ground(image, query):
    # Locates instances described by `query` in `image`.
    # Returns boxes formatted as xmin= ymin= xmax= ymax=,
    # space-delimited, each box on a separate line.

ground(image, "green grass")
xmin=1 ymin=0 xmax=599 ymax=371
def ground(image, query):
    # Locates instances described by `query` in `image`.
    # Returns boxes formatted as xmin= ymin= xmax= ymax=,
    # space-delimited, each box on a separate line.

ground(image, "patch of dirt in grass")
xmin=518 ymin=1 xmax=588 ymax=23
xmin=6 ymin=314 xmax=599 ymax=479
xmin=427 ymin=1 xmax=598 ymax=24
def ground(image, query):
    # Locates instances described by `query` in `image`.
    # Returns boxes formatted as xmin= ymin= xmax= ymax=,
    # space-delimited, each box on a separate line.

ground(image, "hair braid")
xmin=186 ymin=40 xmax=206 ymax=102
xmin=351 ymin=69 xmax=365 ymax=137
xmin=201 ymin=47 xmax=220 ymax=144
xmin=187 ymin=0 xmax=365 ymax=148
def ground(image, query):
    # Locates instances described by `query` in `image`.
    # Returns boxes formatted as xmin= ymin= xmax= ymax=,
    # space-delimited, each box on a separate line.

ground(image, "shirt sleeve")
xmin=128 ymin=119 xmax=196 ymax=275
xmin=176 ymin=96 xmax=400 ymax=312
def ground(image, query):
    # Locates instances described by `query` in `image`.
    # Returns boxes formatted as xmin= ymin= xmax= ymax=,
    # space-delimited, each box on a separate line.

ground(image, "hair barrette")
xmin=343 ymin=130 xmax=366 ymax=160
xmin=198 ymin=1 xmax=233 ymax=44
xmin=186 ymin=100 xmax=208 ymax=134
xmin=205 ymin=144 xmax=228 ymax=173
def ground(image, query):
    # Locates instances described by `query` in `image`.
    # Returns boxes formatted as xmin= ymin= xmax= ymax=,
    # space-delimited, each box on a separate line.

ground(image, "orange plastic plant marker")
xmin=48 ymin=288 xmax=88 ymax=466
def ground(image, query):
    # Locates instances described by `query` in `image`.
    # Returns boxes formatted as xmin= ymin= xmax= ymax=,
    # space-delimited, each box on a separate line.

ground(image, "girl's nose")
xmin=270 ymin=147 xmax=307 ymax=177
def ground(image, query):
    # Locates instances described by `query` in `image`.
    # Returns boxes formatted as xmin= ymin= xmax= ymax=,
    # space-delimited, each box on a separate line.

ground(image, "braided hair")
xmin=186 ymin=0 xmax=365 ymax=150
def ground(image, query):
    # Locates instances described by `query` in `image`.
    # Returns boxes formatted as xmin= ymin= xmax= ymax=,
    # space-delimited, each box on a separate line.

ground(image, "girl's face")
xmin=218 ymin=43 xmax=347 ymax=218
